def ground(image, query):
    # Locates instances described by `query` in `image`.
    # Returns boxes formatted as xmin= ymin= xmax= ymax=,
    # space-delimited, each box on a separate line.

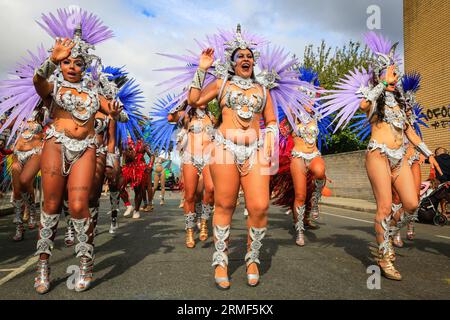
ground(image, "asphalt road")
xmin=0 ymin=191 xmax=449 ymax=300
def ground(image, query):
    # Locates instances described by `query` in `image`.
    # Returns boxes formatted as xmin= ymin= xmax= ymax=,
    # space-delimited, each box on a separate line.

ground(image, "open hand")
xmin=108 ymin=99 xmax=124 ymax=119
xmin=50 ymin=38 xmax=75 ymax=63
xmin=199 ymin=48 xmax=215 ymax=71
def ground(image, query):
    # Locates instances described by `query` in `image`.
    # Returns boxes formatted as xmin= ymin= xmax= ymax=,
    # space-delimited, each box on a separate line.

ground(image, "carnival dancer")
xmin=0 ymin=47 xmax=53 ymax=241
xmin=349 ymin=72 xmax=429 ymax=248
xmin=29 ymin=8 xmax=127 ymax=293
xmin=319 ymin=32 xmax=442 ymax=281
xmin=167 ymin=102 xmax=215 ymax=247
xmin=157 ymin=25 xmax=312 ymax=289
xmin=271 ymin=67 xmax=332 ymax=246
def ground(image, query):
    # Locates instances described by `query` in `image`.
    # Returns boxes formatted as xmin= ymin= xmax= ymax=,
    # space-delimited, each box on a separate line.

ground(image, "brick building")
xmin=403 ymin=0 xmax=450 ymax=179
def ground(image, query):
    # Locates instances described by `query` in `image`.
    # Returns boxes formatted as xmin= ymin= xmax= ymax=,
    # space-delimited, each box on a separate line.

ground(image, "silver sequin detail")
xmin=212 ymin=225 xmax=230 ymax=269
xmin=35 ymin=211 xmax=60 ymax=256
xmin=245 ymin=226 xmax=267 ymax=267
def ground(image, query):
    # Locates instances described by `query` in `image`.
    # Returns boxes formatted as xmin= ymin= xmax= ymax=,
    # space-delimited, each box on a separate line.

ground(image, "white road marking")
xmin=0 ymin=269 xmax=18 ymax=272
xmin=322 ymin=212 xmax=373 ymax=224
xmin=322 ymin=211 xmax=450 ymax=241
xmin=0 ymin=256 xmax=38 ymax=286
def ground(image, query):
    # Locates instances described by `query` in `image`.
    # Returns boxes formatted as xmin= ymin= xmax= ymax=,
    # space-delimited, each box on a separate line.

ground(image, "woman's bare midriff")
xmin=52 ymin=107 xmax=95 ymax=139
xmin=292 ymin=137 xmax=317 ymax=154
xmin=370 ymin=121 xmax=404 ymax=150
xmin=15 ymin=134 xmax=44 ymax=152
xmin=218 ymin=108 xmax=262 ymax=145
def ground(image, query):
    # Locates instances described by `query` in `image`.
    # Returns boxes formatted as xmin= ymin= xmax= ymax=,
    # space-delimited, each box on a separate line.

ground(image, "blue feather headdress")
xmin=116 ymin=78 xmax=145 ymax=147
xmin=144 ymin=95 xmax=179 ymax=155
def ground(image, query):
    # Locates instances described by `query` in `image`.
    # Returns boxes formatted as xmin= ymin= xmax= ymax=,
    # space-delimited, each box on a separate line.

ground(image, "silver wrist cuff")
xmin=416 ymin=142 xmax=432 ymax=158
xmin=35 ymin=58 xmax=58 ymax=79
xmin=361 ymin=82 xmax=385 ymax=103
xmin=190 ymin=68 xmax=206 ymax=90
xmin=265 ymin=124 xmax=279 ymax=136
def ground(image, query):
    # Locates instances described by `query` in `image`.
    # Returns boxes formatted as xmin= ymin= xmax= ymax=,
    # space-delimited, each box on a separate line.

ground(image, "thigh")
xmin=11 ymin=158 xmax=22 ymax=196
xmin=290 ymin=157 xmax=308 ymax=197
xmin=202 ymin=165 xmax=214 ymax=194
xmin=308 ymin=156 xmax=326 ymax=180
xmin=411 ymin=162 xmax=422 ymax=196
xmin=41 ymin=140 xmax=66 ymax=213
xmin=183 ymin=164 xmax=199 ymax=199
xmin=393 ymin=159 xmax=419 ymax=211
xmin=209 ymin=145 xmax=241 ymax=208
xmin=241 ymin=149 xmax=270 ymax=209
xmin=67 ymin=147 xmax=96 ymax=213
xmin=20 ymin=154 xmax=41 ymax=185
xmin=365 ymin=150 xmax=393 ymax=210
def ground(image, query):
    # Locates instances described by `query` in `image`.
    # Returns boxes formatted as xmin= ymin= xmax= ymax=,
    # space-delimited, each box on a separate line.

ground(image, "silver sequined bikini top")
xmin=21 ymin=122 xmax=43 ymax=140
xmin=222 ymin=76 xmax=266 ymax=121
xmin=53 ymin=80 xmax=100 ymax=124
xmin=294 ymin=113 xmax=318 ymax=145
xmin=383 ymin=92 xmax=407 ymax=130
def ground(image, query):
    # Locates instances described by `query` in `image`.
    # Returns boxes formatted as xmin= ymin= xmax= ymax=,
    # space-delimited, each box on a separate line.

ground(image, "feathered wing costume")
xmin=349 ymin=71 xmax=428 ymax=142
xmin=318 ymin=32 xmax=402 ymax=131
xmin=0 ymin=46 xmax=49 ymax=143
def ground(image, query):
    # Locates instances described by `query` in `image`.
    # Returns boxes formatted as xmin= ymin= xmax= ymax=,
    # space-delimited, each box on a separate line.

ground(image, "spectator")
xmin=434 ymin=147 xmax=450 ymax=183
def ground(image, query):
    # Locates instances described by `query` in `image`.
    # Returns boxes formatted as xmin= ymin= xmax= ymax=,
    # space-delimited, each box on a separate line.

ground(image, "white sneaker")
xmin=244 ymin=208 xmax=249 ymax=216
xmin=285 ymin=209 xmax=292 ymax=215
xmin=132 ymin=210 xmax=140 ymax=219
xmin=109 ymin=218 xmax=119 ymax=234
xmin=124 ymin=206 xmax=134 ymax=217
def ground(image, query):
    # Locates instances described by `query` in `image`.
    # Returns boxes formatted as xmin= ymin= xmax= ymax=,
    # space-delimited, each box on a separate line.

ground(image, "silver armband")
xmin=117 ymin=110 xmax=129 ymax=123
xmin=360 ymin=82 xmax=385 ymax=104
xmin=35 ymin=58 xmax=58 ymax=79
xmin=106 ymin=152 xmax=118 ymax=167
xmin=190 ymin=68 xmax=206 ymax=90
xmin=416 ymin=142 xmax=432 ymax=158
xmin=265 ymin=124 xmax=279 ymax=136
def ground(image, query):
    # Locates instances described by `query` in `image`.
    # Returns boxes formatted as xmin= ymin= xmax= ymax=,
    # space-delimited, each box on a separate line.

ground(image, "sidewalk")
xmin=321 ymin=196 xmax=376 ymax=214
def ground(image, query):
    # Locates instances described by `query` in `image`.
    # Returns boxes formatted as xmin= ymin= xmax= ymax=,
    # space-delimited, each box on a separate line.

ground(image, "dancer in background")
xmin=319 ymin=32 xmax=442 ymax=281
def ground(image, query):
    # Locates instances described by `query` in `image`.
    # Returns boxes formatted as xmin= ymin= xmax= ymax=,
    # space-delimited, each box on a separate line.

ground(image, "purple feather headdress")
xmin=0 ymin=45 xmax=48 ymax=143
xmin=364 ymin=32 xmax=402 ymax=78
xmin=155 ymin=24 xmax=267 ymax=112
xmin=257 ymin=46 xmax=314 ymax=128
xmin=37 ymin=7 xmax=113 ymax=45
xmin=37 ymin=7 xmax=114 ymax=66
xmin=318 ymin=67 xmax=372 ymax=132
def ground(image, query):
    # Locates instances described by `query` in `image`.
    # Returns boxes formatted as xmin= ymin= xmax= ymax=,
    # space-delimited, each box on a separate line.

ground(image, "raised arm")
xmin=187 ymin=48 xmax=220 ymax=108
xmin=33 ymin=38 xmax=75 ymax=100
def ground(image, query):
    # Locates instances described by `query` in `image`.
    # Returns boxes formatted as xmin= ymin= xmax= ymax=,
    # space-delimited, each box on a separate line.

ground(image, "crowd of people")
xmin=0 ymin=7 xmax=447 ymax=294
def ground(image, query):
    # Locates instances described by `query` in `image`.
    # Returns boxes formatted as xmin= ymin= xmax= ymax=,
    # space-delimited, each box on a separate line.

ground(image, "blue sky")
xmin=0 ymin=0 xmax=403 ymax=114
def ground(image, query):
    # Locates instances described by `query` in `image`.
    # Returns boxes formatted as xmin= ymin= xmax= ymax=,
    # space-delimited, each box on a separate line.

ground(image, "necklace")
xmin=230 ymin=76 xmax=255 ymax=90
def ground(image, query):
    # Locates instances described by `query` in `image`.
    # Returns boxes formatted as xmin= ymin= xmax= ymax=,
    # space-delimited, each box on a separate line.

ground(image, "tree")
xmin=302 ymin=40 xmax=372 ymax=154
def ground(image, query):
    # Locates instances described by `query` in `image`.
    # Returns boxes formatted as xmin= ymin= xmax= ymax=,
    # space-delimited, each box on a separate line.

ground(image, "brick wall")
xmin=323 ymin=150 xmax=374 ymax=201
xmin=404 ymin=0 xmax=450 ymax=180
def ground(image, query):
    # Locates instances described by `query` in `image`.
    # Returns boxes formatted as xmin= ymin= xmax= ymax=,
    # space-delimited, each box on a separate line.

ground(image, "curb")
xmin=321 ymin=203 xmax=376 ymax=214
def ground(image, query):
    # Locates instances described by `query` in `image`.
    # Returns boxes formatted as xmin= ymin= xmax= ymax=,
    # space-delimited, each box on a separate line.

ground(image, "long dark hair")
xmin=370 ymin=70 xmax=406 ymax=123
